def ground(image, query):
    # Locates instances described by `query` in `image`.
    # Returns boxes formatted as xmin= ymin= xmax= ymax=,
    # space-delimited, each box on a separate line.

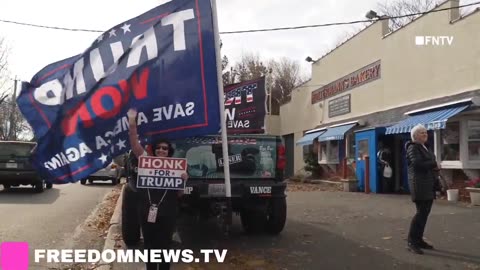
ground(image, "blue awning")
xmin=296 ymin=130 xmax=325 ymax=146
xmin=385 ymin=104 xmax=470 ymax=135
xmin=317 ymin=123 xmax=357 ymax=142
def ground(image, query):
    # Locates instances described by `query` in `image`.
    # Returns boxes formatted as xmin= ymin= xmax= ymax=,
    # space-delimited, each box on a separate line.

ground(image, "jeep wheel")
xmin=34 ymin=181 xmax=45 ymax=193
xmin=80 ymin=179 xmax=87 ymax=185
xmin=122 ymin=186 xmax=140 ymax=246
xmin=46 ymin=182 xmax=53 ymax=189
xmin=240 ymin=209 xmax=267 ymax=234
xmin=265 ymin=197 xmax=287 ymax=235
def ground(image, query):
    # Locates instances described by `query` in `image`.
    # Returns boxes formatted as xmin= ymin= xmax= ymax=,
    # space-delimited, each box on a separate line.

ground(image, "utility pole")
xmin=7 ymin=76 xmax=17 ymax=140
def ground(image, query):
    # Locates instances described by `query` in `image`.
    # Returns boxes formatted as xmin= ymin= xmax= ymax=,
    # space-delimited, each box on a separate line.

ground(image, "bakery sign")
xmin=311 ymin=60 xmax=381 ymax=104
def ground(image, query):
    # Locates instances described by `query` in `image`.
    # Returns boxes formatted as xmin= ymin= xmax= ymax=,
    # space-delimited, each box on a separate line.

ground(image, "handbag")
xmin=383 ymin=164 xmax=393 ymax=178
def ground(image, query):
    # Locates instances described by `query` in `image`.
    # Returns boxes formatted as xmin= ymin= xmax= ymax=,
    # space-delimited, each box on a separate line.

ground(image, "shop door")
xmin=355 ymin=130 xmax=378 ymax=193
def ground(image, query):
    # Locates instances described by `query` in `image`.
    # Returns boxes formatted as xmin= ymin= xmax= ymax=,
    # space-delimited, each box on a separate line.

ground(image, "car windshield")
xmin=0 ymin=143 xmax=35 ymax=157
xmin=171 ymin=136 xmax=277 ymax=179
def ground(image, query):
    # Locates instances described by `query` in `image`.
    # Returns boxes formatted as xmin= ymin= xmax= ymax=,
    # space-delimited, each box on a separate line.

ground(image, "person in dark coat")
xmin=405 ymin=124 xmax=440 ymax=254
xmin=127 ymin=108 xmax=188 ymax=270
xmin=377 ymin=142 xmax=393 ymax=193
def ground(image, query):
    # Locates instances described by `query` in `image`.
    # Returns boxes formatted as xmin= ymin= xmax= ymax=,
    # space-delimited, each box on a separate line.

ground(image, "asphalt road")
xmin=113 ymin=184 xmax=480 ymax=270
xmin=0 ymin=182 xmax=115 ymax=270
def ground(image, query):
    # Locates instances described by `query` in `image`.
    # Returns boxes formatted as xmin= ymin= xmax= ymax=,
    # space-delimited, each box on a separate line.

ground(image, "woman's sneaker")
xmin=419 ymin=240 xmax=434 ymax=250
xmin=407 ymin=242 xmax=424 ymax=254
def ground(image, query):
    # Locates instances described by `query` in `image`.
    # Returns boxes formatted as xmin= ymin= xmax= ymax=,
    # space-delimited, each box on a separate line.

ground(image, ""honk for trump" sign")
xmin=137 ymin=156 xmax=187 ymax=190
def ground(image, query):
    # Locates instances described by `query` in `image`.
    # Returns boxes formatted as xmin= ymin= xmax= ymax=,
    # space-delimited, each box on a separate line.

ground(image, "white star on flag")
xmin=121 ymin=23 xmax=131 ymax=34
xmin=99 ymin=154 xmax=108 ymax=164
xmin=96 ymin=34 xmax=104 ymax=42
xmin=116 ymin=139 xmax=126 ymax=150
xmin=109 ymin=29 xmax=116 ymax=37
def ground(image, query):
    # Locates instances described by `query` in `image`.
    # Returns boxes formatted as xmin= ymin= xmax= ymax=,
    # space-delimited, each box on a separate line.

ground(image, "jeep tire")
xmin=240 ymin=208 xmax=267 ymax=234
xmin=46 ymin=182 xmax=53 ymax=189
xmin=122 ymin=186 xmax=140 ymax=246
xmin=265 ymin=197 xmax=287 ymax=235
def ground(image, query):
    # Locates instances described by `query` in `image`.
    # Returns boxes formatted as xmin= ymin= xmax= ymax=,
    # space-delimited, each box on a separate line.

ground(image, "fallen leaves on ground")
xmin=174 ymin=250 xmax=279 ymax=270
xmin=287 ymin=182 xmax=342 ymax=192
xmin=84 ymin=184 xmax=122 ymax=234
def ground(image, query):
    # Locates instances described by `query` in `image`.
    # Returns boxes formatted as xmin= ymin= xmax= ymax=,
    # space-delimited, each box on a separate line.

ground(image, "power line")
xmin=221 ymin=1 xmax=480 ymax=34
xmin=0 ymin=2 xmax=478 ymax=35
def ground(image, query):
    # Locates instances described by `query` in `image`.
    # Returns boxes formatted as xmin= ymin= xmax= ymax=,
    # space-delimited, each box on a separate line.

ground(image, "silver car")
xmin=80 ymin=162 xmax=121 ymax=185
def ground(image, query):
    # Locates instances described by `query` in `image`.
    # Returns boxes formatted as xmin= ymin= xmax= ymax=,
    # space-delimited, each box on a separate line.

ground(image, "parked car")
xmin=0 ymin=141 xmax=52 ymax=192
xmin=80 ymin=162 xmax=121 ymax=185
xmin=113 ymin=154 xmax=127 ymax=178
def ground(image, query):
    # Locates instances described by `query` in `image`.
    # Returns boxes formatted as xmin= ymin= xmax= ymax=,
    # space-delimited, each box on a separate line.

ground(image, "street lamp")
xmin=365 ymin=10 xmax=388 ymax=20
xmin=305 ymin=56 xmax=317 ymax=63
xmin=365 ymin=10 xmax=380 ymax=19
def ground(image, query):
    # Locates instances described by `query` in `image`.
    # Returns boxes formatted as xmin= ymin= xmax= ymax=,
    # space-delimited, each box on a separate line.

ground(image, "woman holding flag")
xmin=127 ymin=108 xmax=188 ymax=270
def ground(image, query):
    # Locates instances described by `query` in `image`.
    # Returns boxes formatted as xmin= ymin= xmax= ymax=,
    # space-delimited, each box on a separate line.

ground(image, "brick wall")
xmin=451 ymin=170 xmax=471 ymax=202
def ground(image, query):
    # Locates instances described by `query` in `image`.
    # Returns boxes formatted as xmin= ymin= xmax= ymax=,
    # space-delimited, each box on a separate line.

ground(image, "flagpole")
xmin=211 ymin=0 xmax=232 ymax=229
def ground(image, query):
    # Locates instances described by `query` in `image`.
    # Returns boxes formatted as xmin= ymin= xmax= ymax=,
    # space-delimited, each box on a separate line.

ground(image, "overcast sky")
xmin=0 ymin=0 xmax=477 ymax=93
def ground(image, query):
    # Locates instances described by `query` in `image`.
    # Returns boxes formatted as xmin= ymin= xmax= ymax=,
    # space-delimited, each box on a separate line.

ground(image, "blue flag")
xmin=16 ymin=0 xmax=221 ymax=183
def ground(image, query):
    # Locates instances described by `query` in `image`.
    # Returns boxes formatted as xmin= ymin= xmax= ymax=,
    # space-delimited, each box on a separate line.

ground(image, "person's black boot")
xmin=407 ymin=242 xmax=424 ymax=254
xmin=419 ymin=240 xmax=434 ymax=250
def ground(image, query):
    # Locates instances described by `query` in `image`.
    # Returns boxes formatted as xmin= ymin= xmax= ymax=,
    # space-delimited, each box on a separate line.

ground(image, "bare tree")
xmin=224 ymin=52 xmax=306 ymax=115
xmin=219 ymin=40 xmax=236 ymax=86
xmin=0 ymin=38 xmax=32 ymax=141
xmin=0 ymin=92 xmax=7 ymax=106
xmin=377 ymin=0 xmax=442 ymax=31
xmin=0 ymin=98 xmax=32 ymax=141
xmin=0 ymin=38 xmax=11 ymax=94
xmin=231 ymin=52 xmax=270 ymax=82
xmin=268 ymin=57 xmax=307 ymax=113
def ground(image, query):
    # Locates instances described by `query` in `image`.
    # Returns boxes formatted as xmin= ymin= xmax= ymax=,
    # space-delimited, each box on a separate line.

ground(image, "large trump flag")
xmin=16 ymin=0 xmax=222 ymax=183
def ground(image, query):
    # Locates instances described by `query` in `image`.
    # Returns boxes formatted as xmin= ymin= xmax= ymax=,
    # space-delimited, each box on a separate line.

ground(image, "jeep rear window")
xmin=0 ymin=143 xmax=35 ymax=157
xmin=171 ymin=136 xmax=277 ymax=179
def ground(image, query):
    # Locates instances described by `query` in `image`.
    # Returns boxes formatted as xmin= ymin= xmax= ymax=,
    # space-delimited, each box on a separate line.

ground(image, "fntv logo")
xmin=415 ymin=36 xmax=454 ymax=46
xmin=0 ymin=242 xmax=29 ymax=270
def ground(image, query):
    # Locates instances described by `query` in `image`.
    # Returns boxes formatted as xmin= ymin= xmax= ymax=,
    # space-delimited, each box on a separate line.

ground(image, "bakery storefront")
xmin=280 ymin=0 xmax=480 ymax=197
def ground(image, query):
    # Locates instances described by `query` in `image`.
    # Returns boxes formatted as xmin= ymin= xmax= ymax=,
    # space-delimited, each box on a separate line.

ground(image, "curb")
xmin=97 ymin=184 xmax=125 ymax=270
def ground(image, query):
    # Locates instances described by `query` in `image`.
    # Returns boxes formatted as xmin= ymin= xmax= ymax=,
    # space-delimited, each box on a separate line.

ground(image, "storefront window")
xmin=467 ymin=120 xmax=480 ymax=161
xmin=328 ymin=141 xmax=339 ymax=163
xmin=317 ymin=141 xmax=340 ymax=163
xmin=303 ymin=144 xmax=314 ymax=160
xmin=440 ymin=122 xmax=460 ymax=161
xmin=358 ymin=139 xmax=369 ymax=160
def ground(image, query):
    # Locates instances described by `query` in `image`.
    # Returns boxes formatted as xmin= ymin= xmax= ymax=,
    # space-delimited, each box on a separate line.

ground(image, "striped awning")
xmin=385 ymin=104 xmax=470 ymax=134
xmin=317 ymin=123 xmax=357 ymax=142
xmin=296 ymin=130 xmax=325 ymax=146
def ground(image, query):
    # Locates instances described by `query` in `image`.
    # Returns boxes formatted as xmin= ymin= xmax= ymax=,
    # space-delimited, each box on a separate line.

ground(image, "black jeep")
xmin=121 ymin=134 xmax=287 ymax=246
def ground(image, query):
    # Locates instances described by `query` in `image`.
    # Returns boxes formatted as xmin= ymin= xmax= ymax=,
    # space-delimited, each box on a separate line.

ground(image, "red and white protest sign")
xmin=136 ymin=156 xmax=187 ymax=190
